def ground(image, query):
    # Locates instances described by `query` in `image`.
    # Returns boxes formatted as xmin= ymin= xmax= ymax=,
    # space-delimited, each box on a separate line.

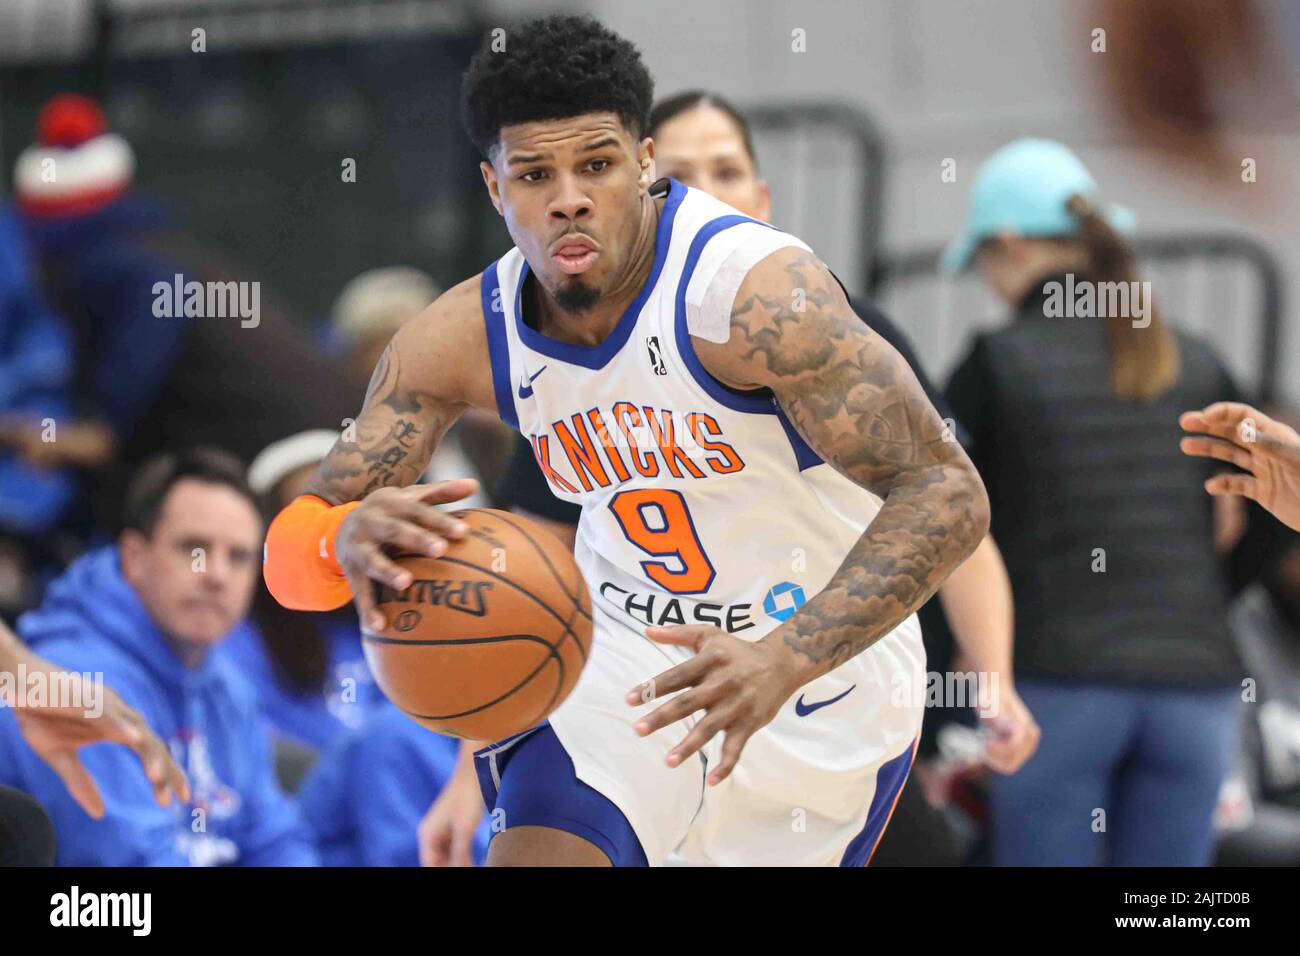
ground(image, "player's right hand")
xmin=336 ymin=479 xmax=481 ymax=632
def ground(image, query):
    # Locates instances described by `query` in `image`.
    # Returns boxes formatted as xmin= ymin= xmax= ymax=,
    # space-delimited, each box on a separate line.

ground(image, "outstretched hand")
xmin=1180 ymin=402 xmax=1300 ymax=531
xmin=9 ymin=660 xmax=190 ymax=819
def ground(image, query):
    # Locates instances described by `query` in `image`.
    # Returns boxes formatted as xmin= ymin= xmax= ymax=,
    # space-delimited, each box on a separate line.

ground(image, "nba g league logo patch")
xmin=646 ymin=335 xmax=667 ymax=375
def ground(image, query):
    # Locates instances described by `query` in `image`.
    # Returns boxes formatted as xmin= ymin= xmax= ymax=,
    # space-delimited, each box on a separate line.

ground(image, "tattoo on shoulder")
xmin=729 ymin=249 xmax=958 ymax=480
xmin=729 ymin=249 xmax=987 ymax=669
xmin=306 ymin=343 xmax=452 ymax=503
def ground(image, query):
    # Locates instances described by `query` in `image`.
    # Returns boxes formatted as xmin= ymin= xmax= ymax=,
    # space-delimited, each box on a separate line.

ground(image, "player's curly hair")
xmin=461 ymin=15 xmax=655 ymax=160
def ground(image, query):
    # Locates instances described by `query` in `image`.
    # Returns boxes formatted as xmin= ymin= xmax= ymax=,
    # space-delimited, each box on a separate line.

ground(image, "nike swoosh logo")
xmin=517 ymin=365 xmax=547 ymax=399
xmin=794 ymin=684 xmax=856 ymax=717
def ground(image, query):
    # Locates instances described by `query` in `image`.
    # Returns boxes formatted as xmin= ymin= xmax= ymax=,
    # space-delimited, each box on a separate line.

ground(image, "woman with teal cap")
xmin=942 ymin=138 xmax=1250 ymax=866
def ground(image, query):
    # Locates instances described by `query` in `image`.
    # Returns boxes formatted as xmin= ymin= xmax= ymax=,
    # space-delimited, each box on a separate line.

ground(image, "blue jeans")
xmin=989 ymin=680 xmax=1240 ymax=866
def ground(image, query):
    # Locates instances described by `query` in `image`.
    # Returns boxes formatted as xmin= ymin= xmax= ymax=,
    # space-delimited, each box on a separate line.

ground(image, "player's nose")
xmin=547 ymin=174 xmax=592 ymax=222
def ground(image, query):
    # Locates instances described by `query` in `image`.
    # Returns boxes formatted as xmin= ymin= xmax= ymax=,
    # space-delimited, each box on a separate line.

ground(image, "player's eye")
xmin=176 ymin=538 xmax=207 ymax=558
xmin=520 ymin=169 xmax=546 ymax=183
xmin=587 ymin=158 xmax=611 ymax=173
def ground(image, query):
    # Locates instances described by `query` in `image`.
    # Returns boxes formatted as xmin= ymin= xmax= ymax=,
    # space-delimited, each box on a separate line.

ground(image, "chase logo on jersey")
xmin=598 ymin=581 xmax=756 ymax=633
xmin=762 ymin=581 xmax=806 ymax=622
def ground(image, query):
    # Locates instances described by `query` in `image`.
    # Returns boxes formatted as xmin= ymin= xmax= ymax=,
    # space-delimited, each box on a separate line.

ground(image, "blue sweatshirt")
xmin=297 ymin=703 xmax=489 ymax=866
xmin=220 ymin=616 xmax=386 ymax=752
xmin=17 ymin=196 xmax=193 ymax=437
xmin=0 ymin=203 xmax=77 ymax=533
xmin=0 ymin=546 xmax=319 ymax=866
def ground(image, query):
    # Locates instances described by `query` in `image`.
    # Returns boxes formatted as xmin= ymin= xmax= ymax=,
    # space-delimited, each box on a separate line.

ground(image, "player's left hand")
xmin=627 ymin=624 xmax=800 ymax=786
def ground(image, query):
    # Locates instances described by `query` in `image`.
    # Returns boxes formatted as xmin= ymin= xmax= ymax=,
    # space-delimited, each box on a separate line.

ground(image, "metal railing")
xmin=869 ymin=232 xmax=1285 ymax=403
xmin=745 ymin=100 xmax=887 ymax=297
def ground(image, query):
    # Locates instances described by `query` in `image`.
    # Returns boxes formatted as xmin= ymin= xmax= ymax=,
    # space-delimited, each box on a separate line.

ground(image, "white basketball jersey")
xmin=480 ymin=178 xmax=920 ymax=655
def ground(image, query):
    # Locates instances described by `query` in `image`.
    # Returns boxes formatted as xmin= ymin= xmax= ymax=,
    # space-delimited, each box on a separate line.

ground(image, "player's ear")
xmin=637 ymin=137 xmax=655 ymax=192
xmin=754 ymin=179 xmax=773 ymax=223
xmin=480 ymin=160 xmax=504 ymax=216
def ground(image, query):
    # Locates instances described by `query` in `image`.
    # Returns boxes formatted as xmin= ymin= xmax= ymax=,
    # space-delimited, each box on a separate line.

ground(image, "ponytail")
xmin=1066 ymin=194 xmax=1180 ymax=400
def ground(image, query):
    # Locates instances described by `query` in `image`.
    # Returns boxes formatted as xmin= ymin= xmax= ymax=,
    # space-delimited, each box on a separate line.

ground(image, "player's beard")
xmin=554 ymin=278 xmax=601 ymax=313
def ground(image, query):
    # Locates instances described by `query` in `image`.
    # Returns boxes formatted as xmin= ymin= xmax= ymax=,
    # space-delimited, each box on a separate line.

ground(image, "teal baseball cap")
xmin=941 ymin=137 xmax=1136 ymax=272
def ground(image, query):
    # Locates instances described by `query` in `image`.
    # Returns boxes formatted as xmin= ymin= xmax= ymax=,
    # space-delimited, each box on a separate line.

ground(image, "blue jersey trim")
xmin=839 ymin=738 xmax=917 ymax=866
xmin=773 ymin=407 xmax=824 ymax=471
xmin=673 ymin=214 xmax=825 ymax=471
xmin=511 ymin=178 xmax=687 ymax=370
xmin=481 ymin=260 xmax=518 ymax=430
xmin=672 ymin=213 xmax=773 ymax=413
xmin=474 ymin=723 xmax=649 ymax=866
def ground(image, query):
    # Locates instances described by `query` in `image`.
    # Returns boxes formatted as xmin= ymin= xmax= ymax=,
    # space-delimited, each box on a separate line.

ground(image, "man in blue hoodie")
xmin=0 ymin=448 xmax=318 ymax=865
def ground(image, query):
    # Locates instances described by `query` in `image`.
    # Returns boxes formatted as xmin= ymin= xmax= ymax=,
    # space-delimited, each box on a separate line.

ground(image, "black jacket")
xmin=945 ymin=273 xmax=1245 ymax=686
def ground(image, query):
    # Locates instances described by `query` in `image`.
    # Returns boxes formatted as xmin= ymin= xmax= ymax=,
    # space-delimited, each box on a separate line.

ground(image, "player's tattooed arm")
xmin=697 ymin=247 xmax=991 ymax=684
xmin=305 ymin=277 xmax=490 ymax=504
xmin=305 ymin=340 xmax=465 ymax=504
xmin=293 ymin=278 xmax=493 ymax=632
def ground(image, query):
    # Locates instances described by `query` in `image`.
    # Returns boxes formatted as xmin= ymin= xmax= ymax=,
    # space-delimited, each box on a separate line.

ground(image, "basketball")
xmin=361 ymin=508 xmax=593 ymax=741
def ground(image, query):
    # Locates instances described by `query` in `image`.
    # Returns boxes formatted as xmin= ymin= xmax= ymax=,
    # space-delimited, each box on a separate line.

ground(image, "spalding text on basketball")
xmin=376 ymin=579 xmax=494 ymax=617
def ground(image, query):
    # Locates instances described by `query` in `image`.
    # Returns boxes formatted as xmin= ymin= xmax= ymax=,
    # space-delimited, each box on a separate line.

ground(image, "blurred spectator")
xmin=297 ymin=704 xmax=490 ymax=867
xmin=942 ymin=137 xmax=1252 ymax=866
xmin=224 ymin=430 xmax=386 ymax=786
xmin=9 ymin=93 xmax=360 ymax=537
xmin=0 ymin=199 xmax=84 ymax=613
xmin=329 ymin=265 xmax=509 ymax=506
xmin=1084 ymin=0 xmax=1300 ymax=203
xmin=1216 ymin=539 xmax=1300 ymax=865
xmin=0 ymin=202 xmax=80 ymax=527
xmin=0 ymin=449 xmax=318 ymax=865
xmin=0 ymin=616 xmax=190 ymax=864
xmin=331 ymin=266 xmax=442 ymax=384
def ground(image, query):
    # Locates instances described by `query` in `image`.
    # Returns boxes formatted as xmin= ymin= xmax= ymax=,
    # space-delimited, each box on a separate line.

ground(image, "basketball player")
xmin=418 ymin=89 xmax=1038 ymax=867
xmin=510 ymin=88 xmax=1035 ymax=766
xmin=1181 ymin=401 xmax=1300 ymax=531
xmin=265 ymin=15 xmax=990 ymax=866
